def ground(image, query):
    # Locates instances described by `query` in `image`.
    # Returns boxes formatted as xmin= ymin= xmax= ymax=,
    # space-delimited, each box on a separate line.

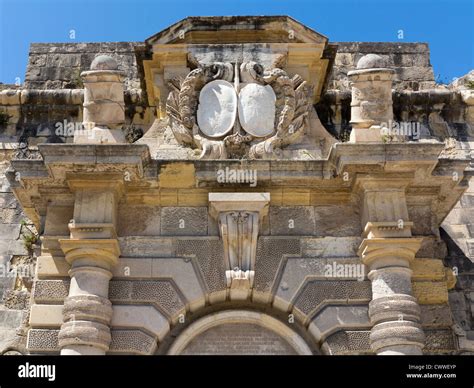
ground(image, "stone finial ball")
xmin=356 ymin=54 xmax=386 ymax=69
xmin=90 ymin=55 xmax=118 ymax=70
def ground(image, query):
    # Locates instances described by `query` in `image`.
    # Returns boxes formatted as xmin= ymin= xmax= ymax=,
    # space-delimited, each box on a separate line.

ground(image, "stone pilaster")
xmin=357 ymin=180 xmax=425 ymax=355
xmin=58 ymin=177 xmax=123 ymax=355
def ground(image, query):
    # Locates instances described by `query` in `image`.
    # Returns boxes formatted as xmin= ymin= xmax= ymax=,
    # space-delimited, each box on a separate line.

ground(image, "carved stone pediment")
xmin=166 ymin=60 xmax=313 ymax=160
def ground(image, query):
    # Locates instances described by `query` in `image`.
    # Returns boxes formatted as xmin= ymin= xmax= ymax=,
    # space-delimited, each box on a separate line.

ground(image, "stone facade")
xmin=0 ymin=15 xmax=473 ymax=355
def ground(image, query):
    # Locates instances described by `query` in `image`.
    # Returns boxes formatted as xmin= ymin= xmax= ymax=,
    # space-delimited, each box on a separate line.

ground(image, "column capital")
xmin=59 ymin=238 xmax=120 ymax=269
xmin=358 ymin=237 xmax=423 ymax=269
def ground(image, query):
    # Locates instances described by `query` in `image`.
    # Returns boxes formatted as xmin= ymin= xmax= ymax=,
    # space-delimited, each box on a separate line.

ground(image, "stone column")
xmin=348 ymin=54 xmax=395 ymax=143
xmin=357 ymin=180 xmax=425 ymax=355
xmin=75 ymin=55 xmax=126 ymax=144
xmin=58 ymin=178 xmax=122 ymax=355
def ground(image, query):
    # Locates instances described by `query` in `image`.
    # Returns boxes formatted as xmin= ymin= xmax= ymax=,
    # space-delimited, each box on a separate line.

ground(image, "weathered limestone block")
xmin=44 ymin=206 xmax=74 ymax=236
xmin=160 ymin=207 xmax=207 ymax=236
xmin=0 ymin=308 xmax=24 ymax=353
xmin=300 ymin=237 xmax=361 ymax=258
xmin=27 ymin=329 xmax=60 ymax=353
xmin=118 ymin=237 xmax=175 ymax=257
xmin=175 ymin=238 xmax=226 ymax=304
xmin=111 ymin=305 xmax=169 ymax=341
xmin=459 ymin=90 xmax=474 ymax=142
xmin=269 ymin=206 xmax=315 ymax=236
xmin=323 ymin=330 xmax=372 ymax=355
xmin=29 ymin=304 xmax=62 ymax=328
xmin=0 ymin=90 xmax=21 ymax=105
xmin=109 ymin=330 xmax=157 ymax=355
xmin=109 ymin=279 xmax=186 ymax=322
xmin=117 ymin=206 xmax=161 ymax=236
xmin=308 ymin=305 xmax=371 ymax=343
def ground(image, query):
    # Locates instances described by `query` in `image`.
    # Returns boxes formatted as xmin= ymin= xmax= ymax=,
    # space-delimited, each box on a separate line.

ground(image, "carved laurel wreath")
xmin=166 ymin=61 xmax=312 ymax=159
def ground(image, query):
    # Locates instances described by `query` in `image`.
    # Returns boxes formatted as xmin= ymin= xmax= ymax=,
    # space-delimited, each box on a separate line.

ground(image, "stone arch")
xmin=167 ymin=309 xmax=313 ymax=355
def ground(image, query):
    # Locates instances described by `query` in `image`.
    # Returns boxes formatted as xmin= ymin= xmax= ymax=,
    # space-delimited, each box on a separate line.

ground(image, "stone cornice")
xmin=6 ymin=142 xmax=470 ymax=233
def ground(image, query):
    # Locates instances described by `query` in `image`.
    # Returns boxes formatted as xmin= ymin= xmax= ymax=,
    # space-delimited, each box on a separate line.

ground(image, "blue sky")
xmin=0 ymin=0 xmax=472 ymax=84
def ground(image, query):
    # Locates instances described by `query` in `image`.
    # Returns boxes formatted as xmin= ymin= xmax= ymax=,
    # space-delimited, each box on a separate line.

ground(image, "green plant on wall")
xmin=0 ymin=111 xmax=11 ymax=127
xmin=20 ymin=220 xmax=38 ymax=253
xmin=70 ymin=68 xmax=84 ymax=88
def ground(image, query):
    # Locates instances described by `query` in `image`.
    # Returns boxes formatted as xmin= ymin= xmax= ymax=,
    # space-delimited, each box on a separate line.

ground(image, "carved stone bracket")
xmin=209 ymin=193 xmax=270 ymax=300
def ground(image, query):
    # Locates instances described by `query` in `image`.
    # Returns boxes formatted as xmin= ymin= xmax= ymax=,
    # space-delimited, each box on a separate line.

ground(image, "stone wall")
xmin=316 ymin=89 xmax=473 ymax=141
xmin=0 ymin=150 xmax=34 ymax=354
xmin=442 ymin=167 xmax=474 ymax=353
xmin=0 ymin=88 xmax=153 ymax=146
xmin=25 ymin=42 xmax=145 ymax=91
xmin=0 ymin=41 xmax=443 ymax=148
xmin=0 ymin=42 xmax=153 ymax=145
xmin=315 ymin=70 xmax=474 ymax=352
xmin=330 ymin=42 xmax=435 ymax=92
xmin=0 ymin=37 xmax=473 ymax=355
xmin=23 ymin=42 xmax=435 ymax=93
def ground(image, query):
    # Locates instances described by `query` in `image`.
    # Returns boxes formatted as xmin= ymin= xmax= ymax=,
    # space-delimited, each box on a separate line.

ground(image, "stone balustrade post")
xmin=348 ymin=54 xmax=395 ymax=143
xmin=75 ymin=55 xmax=126 ymax=144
